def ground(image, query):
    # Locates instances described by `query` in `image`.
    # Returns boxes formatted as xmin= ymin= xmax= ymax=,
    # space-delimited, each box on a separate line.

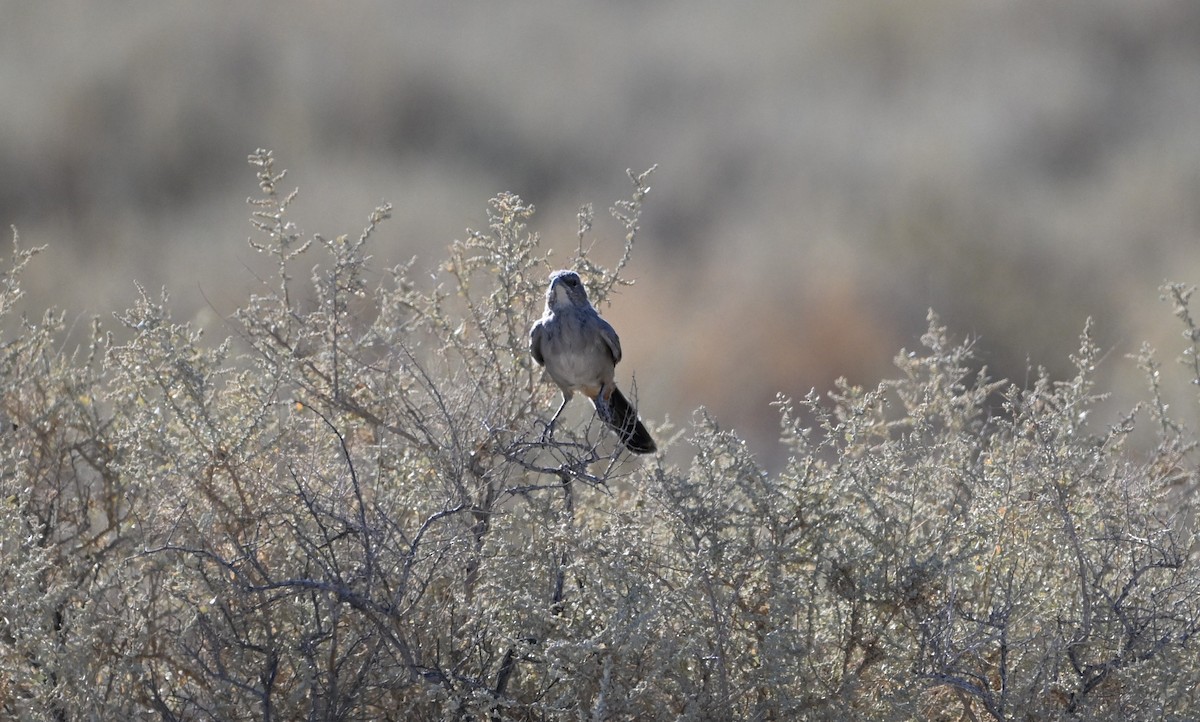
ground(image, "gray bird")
xmin=529 ymin=270 xmax=656 ymax=454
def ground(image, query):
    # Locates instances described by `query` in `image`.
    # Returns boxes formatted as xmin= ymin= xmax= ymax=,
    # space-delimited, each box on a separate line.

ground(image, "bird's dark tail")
xmin=598 ymin=385 xmax=656 ymax=454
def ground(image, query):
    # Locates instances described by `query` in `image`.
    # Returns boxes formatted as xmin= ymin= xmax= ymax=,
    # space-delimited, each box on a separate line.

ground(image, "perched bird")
xmin=529 ymin=270 xmax=656 ymax=454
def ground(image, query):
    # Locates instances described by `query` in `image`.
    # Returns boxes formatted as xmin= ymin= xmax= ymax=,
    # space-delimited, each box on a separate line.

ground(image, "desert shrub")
xmin=0 ymin=151 xmax=1197 ymax=720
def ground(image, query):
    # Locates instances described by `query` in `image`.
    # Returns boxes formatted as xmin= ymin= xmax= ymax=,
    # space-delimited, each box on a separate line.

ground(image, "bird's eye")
xmin=565 ymin=276 xmax=578 ymax=286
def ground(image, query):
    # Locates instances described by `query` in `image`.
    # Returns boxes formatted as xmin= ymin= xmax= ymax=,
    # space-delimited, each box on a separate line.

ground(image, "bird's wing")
xmin=529 ymin=319 xmax=546 ymax=366
xmin=597 ymin=317 xmax=623 ymax=365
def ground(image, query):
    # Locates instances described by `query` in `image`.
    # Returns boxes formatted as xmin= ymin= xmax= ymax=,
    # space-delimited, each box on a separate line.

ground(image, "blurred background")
xmin=3 ymin=0 xmax=1200 ymax=468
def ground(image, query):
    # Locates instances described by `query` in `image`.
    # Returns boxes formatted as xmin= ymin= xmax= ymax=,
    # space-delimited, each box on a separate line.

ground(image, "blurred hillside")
xmin=3 ymin=0 xmax=1200 ymax=467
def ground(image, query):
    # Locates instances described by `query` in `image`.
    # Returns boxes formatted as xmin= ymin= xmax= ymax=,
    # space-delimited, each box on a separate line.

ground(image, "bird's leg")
xmin=592 ymin=382 xmax=614 ymax=424
xmin=542 ymin=391 xmax=571 ymax=442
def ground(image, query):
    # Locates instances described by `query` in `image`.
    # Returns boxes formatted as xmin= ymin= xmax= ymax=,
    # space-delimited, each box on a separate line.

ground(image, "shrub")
xmin=0 ymin=151 xmax=1197 ymax=720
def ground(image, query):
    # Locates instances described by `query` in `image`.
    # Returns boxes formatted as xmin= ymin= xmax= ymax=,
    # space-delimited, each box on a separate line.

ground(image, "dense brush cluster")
xmin=0 ymin=152 xmax=1197 ymax=720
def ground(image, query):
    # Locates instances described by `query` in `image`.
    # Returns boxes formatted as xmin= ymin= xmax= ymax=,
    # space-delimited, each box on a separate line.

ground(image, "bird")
xmin=529 ymin=270 xmax=656 ymax=454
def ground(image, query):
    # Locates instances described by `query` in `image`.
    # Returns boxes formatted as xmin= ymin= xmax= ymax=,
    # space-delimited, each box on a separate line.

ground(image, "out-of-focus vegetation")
xmin=4 ymin=1 xmax=1200 ymax=466
xmin=0 ymin=151 xmax=1197 ymax=720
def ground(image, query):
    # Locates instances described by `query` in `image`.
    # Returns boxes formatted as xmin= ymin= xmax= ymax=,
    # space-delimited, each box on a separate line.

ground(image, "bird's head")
xmin=547 ymin=270 xmax=589 ymax=310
